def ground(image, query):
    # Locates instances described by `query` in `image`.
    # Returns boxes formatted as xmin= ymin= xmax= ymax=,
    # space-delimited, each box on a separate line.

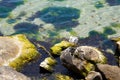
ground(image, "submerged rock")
xmin=0 ymin=66 xmax=30 ymax=80
xmin=40 ymin=73 xmax=73 ymax=80
xmin=110 ymin=37 xmax=120 ymax=66
xmin=0 ymin=34 xmax=40 ymax=70
xmin=60 ymin=46 xmax=107 ymax=77
xmin=54 ymin=73 xmax=73 ymax=80
xmin=97 ymin=64 xmax=120 ymax=80
xmin=50 ymin=41 xmax=76 ymax=55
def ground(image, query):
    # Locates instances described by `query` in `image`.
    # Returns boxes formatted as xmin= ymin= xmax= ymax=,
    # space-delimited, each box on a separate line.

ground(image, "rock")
xmin=60 ymin=47 xmax=95 ymax=77
xmin=0 ymin=66 xmax=30 ymax=80
xmin=40 ymin=57 xmax=57 ymax=72
xmin=41 ymin=73 xmax=73 ymax=80
xmin=60 ymin=46 xmax=107 ymax=77
xmin=69 ymin=36 xmax=79 ymax=44
xmin=75 ymin=46 xmax=107 ymax=64
xmin=97 ymin=64 xmax=120 ymax=80
xmin=0 ymin=34 xmax=40 ymax=70
xmin=50 ymin=41 xmax=76 ymax=55
xmin=85 ymin=71 xmax=102 ymax=80
xmin=53 ymin=73 xmax=73 ymax=80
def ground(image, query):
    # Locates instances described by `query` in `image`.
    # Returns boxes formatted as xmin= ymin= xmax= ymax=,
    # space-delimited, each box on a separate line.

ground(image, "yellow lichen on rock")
xmin=0 ymin=34 xmax=40 ymax=70
xmin=44 ymin=57 xmax=57 ymax=66
xmin=40 ymin=57 xmax=57 ymax=72
xmin=50 ymin=41 xmax=76 ymax=55
xmin=54 ymin=74 xmax=73 ymax=80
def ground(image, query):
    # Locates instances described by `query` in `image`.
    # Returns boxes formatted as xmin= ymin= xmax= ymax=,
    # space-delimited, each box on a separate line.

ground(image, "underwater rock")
xmin=0 ymin=66 xmax=31 ymax=80
xmin=50 ymin=41 xmax=76 ymax=55
xmin=110 ymin=37 xmax=120 ymax=66
xmin=85 ymin=71 xmax=102 ymax=80
xmin=0 ymin=34 xmax=40 ymax=70
xmin=97 ymin=64 xmax=120 ymax=80
xmin=41 ymin=73 xmax=73 ymax=80
xmin=53 ymin=73 xmax=73 ymax=80
xmin=40 ymin=57 xmax=57 ymax=72
xmin=60 ymin=46 xmax=107 ymax=77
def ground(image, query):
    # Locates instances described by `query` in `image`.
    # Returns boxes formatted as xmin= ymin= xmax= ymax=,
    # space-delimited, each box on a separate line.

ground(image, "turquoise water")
xmin=0 ymin=0 xmax=120 ymax=43
xmin=0 ymin=0 xmax=120 ymax=79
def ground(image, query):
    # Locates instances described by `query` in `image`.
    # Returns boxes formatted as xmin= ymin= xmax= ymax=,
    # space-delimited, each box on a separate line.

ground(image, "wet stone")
xmin=0 ymin=37 xmax=19 ymax=65
xmin=0 ymin=34 xmax=40 ymax=70
xmin=60 ymin=46 xmax=107 ymax=77
xmin=97 ymin=64 xmax=120 ymax=80
xmin=74 ymin=46 xmax=107 ymax=63
xmin=0 ymin=66 xmax=31 ymax=80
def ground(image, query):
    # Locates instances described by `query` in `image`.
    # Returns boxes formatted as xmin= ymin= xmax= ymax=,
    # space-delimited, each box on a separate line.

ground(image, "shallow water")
xmin=0 ymin=0 xmax=120 ymax=79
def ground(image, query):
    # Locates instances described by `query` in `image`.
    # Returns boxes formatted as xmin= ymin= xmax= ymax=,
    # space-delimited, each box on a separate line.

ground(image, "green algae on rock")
xmin=60 ymin=45 xmax=107 ymax=77
xmin=40 ymin=73 xmax=73 ymax=80
xmin=94 ymin=1 xmax=104 ymax=9
xmin=40 ymin=57 xmax=57 ymax=72
xmin=0 ymin=34 xmax=40 ymax=70
xmin=50 ymin=41 xmax=76 ymax=55
xmin=54 ymin=73 xmax=73 ymax=80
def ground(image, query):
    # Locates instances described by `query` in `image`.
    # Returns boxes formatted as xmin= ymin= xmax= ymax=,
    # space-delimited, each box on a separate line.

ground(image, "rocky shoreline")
xmin=0 ymin=35 xmax=120 ymax=80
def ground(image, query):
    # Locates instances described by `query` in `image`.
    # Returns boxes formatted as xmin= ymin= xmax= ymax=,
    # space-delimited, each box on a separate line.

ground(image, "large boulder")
xmin=97 ymin=64 xmax=120 ymax=80
xmin=0 ymin=34 xmax=40 ymax=70
xmin=60 ymin=46 xmax=106 ymax=77
xmin=0 ymin=66 xmax=30 ymax=80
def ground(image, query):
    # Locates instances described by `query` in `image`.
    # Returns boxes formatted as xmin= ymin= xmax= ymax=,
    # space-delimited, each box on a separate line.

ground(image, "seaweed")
xmin=106 ymin=0 xmax=120 ymax=6
xmin=79 ymin=26 xmax=117 ymax=65
xmin=94 ymin=1 xmax=104 ymax=9
xmin=13 ymin=22 xmax=39 ymax=34
xmin=0 ymin=0 xmax=24 ymax=18
xmin=6 ymin=18 xmax=16 ymax=24
xmin=0 ymin=31 xmax=3 ymax=36
xmin=103 ymin=27 xmax=116 ymax=35
xmin=28 ymin=6 xmax=80 ymax=30
xmin=110 ymin=23 xmax=120 ymax=28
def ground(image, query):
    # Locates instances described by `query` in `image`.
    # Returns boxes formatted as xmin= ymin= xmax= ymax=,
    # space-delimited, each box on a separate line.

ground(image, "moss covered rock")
xmin=0 ymin=34 xmax=40 ymax=70
xmin=40 ymin=57 xmax=57 ymax=72
xmin=40 ymin=73 xmax=73 ymax=80
xmin=50 ymin=41 xmax=76 ymax=55
xmin=60 ymin=46 xmax=107 ymax=77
